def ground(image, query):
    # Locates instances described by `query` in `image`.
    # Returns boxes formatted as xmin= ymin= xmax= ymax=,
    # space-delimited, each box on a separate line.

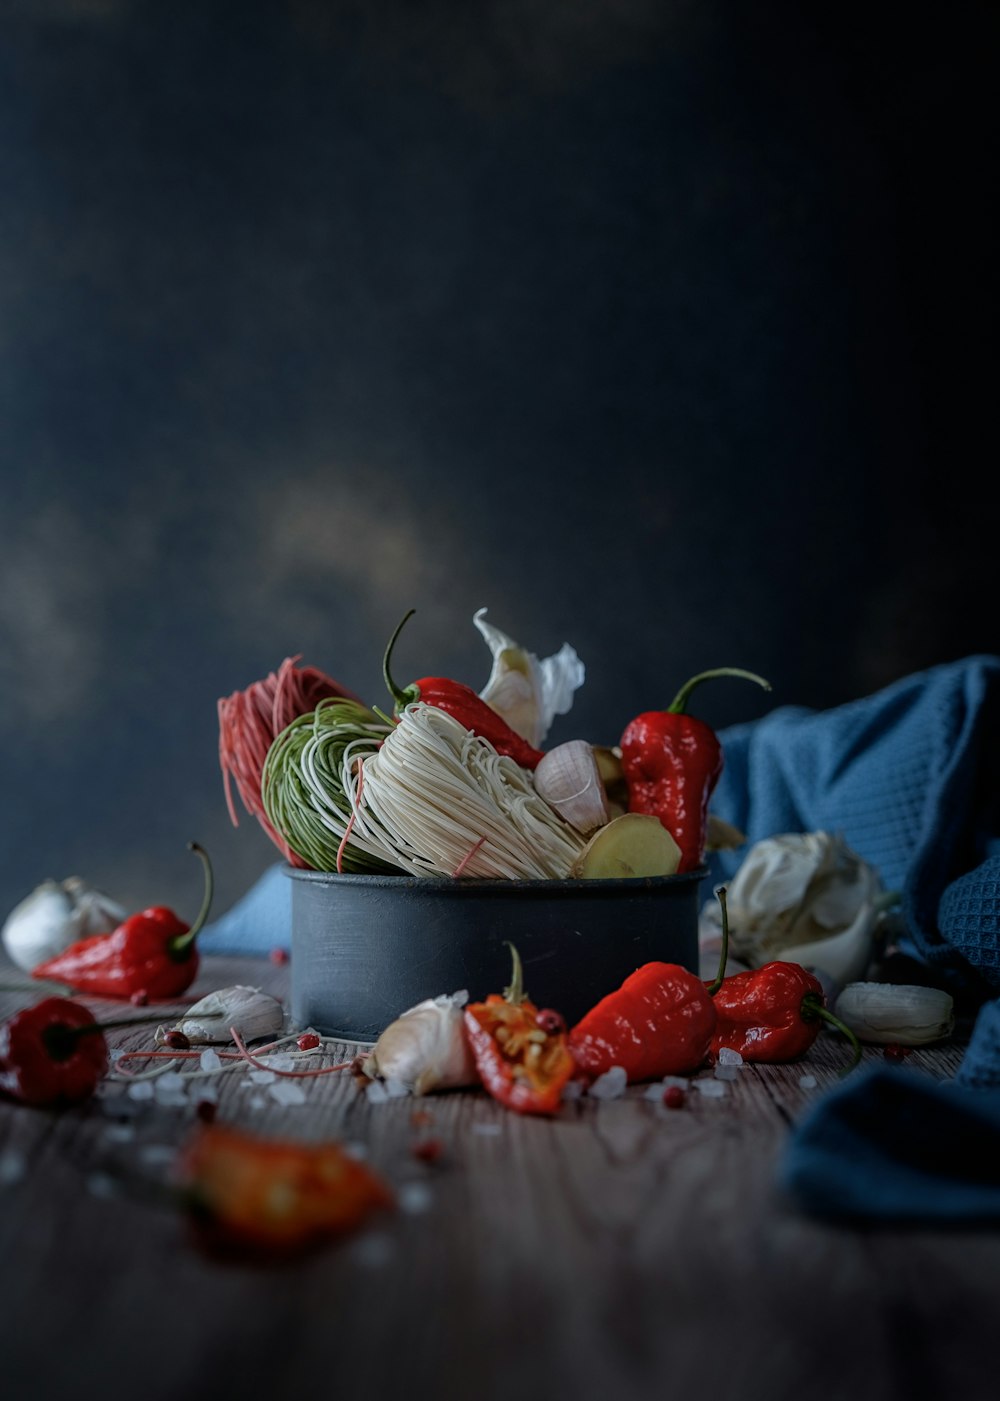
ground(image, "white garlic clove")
xmin=532 ymin=740 xmax=610 ymax=834
xmin=62 ymin=878 xmax=127 ymax=936
xmin=160 ymin=985 xmax=286 ymax=1044
xmin=2 ymin=881 xmax=85 ymax=971
xmin=833 ymin=982 xmax=955 ymax=1045
xmin=366 ymin=991 xmax=479 ymax=1094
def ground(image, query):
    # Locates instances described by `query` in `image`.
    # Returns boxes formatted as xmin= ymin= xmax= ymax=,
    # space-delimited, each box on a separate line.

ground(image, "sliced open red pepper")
xmin=30 ymin=843 xmax=214 ymax=1002
xmin=463 ymin=944 xmax=575 ymax=1115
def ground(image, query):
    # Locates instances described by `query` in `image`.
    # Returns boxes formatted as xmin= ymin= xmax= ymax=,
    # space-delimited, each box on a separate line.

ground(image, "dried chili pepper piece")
xmin=620 ymin=668 xmax=771 ymax=873
xmin=463 ymin=943 xmax=575 ymax=1115
xmin=175 ymin=1122 xmax=394 ymax=1257
xmin=568 ymin=961 xmax=716 ymax=1084
xmin=31 ymin=842 xmax=214 ymax=1002
xmin=383 ymin=610 xmax=546 ymax=770
xmin=0 ymin=996 xmax=109 ymax=1107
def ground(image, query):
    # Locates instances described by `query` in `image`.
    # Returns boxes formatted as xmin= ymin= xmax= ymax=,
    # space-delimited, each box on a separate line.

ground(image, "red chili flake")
xmin=269 ymin=948 xmax=290 ymax=965
xmin=164 ymin=1029 xmax=191 ymax=1051
xmin=663 ymin=1086 xmax=686 ymax=1109
xmin=411 ymin=1137 xmax=444 ymax=1164
xmin=883 ymin=1044 xmax=909 ymax=1063
xmin=296 ymin=1033 xmax=321 ymax=1052
xmin=535 ymin=1008 xmax=566 ymax=1035
xmin=130 ymin=990 xmax=149 ymax=1007
xmin=196 ymin=1099 xmax=217 ymax=1123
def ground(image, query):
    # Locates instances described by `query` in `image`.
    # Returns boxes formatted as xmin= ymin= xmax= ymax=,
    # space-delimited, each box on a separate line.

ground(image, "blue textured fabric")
xmin=708 ymin=654 xmax=1000 ymax=999
xmin=779 ymin=994 xmax=1000 ymax=1222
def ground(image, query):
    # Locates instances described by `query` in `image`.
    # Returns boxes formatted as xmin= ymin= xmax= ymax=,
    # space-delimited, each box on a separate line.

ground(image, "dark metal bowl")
xmin=286 ymin=865 xmax=707 ymax=1041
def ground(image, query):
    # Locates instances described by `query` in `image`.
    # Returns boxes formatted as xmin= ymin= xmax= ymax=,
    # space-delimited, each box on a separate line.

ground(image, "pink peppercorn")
xmin=296 ymin=1033 xmax=321 ymax=1051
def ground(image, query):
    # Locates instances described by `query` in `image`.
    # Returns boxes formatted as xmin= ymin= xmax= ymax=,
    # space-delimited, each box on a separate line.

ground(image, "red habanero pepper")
xmin=31 ymin=842 xmax=214 ymax=1002
xmin=383 ymin=610 xmax=545 ymax=770
xmin=463 ymin=943 xmax=575 ymax=1115
xmin=706 ymin=886 xmax=862 ymax=1070
xmin=175 ymin=1122 xmax=395 ymax=1258
xmin=568 ymin=962 xmax=716 ymax=1084
xmin=620 ymin=668 xmax=771 ymax=873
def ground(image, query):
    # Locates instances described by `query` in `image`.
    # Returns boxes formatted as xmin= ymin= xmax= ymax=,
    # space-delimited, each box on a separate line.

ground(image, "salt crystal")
xmin=86 ymin=1172 xmax=118 ymax=1198
xmin=155 ymin=1071 xmax=186 ymax=1091
xmin=127 ymin=1080 xmax=155 ymax=1101
xmin=398 ymin=1181 xmax=433 ymax=1214
xmin=109 ymin=1048 xmax=125 ymax=1062
xmin=588 ymin=1065 xmax=628 ymax=1100
xmin=102 ymin=1123 xmax=135 ymax=1144
xmin=384 ymin=1077 xmax=411 ymax=1099
xmin=248 ymin=1069 xmax=277 ymax=1085
xmin=695 ymin=1078 xmax=728 ymax=1098
xmin=799 ymin=1074 xmax=818 ymax=1090
xmin=199 ymin=1049 xmax=222 ymax=1073
xmin=344 ymin=1140 xmax=369 ymax=1159
xmin=0 ymin=1150 xmax=26 ymax=1188
xmin=248 ymin=1095 xmax=268 ymax=1111
xmin=472 ymin=1122 xmax=501 ymax=1136
xmin=714 ymin=1065 xmax=740 ymax=1081
xmin=366 ymin=1080 xmax=389 ymax=1103
xmin=268 ymin=1080 xmax=307 ymax=1106
xmin=353 ymin=1232 xmax=396 ymax=1268
xmin=139 ymin=1144 xmax=176 ymax=1167
xmin=259 ymin=1053 xmax=296 ymax=1072
xmin=717 ymin=1047 xmax=744 ymax=1067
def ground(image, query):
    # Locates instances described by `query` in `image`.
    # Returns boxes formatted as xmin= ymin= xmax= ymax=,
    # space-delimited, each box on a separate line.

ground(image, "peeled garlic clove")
xmin=833 ymin=982 xmax=955 ymax=1045
xmin=533 ymin=740 xmax=610 ymax=834
xmin=365 ymin=991 xmax=479 ymax=1094
xmin=62 ymin=878 xmax=127 ymax=936
xmin=160 ymin=985 xmax=285 ymax=1045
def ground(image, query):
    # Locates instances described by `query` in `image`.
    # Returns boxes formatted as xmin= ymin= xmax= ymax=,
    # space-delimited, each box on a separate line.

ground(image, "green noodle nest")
xmin=261 ymin=698 xmax=397 ymax=874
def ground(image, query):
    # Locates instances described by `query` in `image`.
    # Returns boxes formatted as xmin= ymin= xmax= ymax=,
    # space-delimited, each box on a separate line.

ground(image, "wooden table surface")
xmin=2 ymin=954 xmax=997 ymax=1401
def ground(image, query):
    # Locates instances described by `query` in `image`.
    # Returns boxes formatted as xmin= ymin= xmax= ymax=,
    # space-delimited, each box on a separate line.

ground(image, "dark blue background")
xmin=1 ymin=1 xmax=995 ymax=926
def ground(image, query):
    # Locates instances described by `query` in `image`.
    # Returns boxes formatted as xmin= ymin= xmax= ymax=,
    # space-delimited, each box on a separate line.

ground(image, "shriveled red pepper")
xmin=568 ymin=961 xmax=716 ymax=1083
xmin=31 ymin=842 xmax=214 ymax=1002
xmin=383 ymin=610 xmax=545 ymax=770
xmin=620 ymin=668 xmax=771 ymax=873
xmin=706 ymin=886 xmax=862 ymax=1069
xmin=0 ymin=997 xmax=109 ymax=1106
xmin=175 ymin=1122 xmax=395 ymax=1257
xmin=463 ymin=943 xmax=575 ymax=1115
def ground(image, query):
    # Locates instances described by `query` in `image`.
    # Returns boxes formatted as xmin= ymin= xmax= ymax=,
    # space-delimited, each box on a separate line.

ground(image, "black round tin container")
xmin=286 ymin=865 xmax=708 ymax=1041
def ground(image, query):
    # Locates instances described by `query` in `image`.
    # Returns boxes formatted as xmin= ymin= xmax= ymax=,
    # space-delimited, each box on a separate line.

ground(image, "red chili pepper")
xmin=463 ymin=944 xmax=575 ymax=1115
xmin=567 ymin=962 xmax=716 ymax=1084
xmin=175 ymin=1122 xmax=394 ymax=1257
xmin=619 ymin=668 xmax=771 ymax=873
xmin=30 ymin=843 xmax=214 ymax=1002
xmin=383 ymin=610 xmax=545 ymax=770
xmin=0 ymin=997 xmax=109 ymax=1107
xmin=706 ymin=886 xmax=862 ymax=1069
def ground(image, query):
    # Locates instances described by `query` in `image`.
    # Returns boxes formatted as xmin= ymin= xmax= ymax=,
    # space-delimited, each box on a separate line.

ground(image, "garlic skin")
xmin=533 ymin=740 xmax=610 ymax=834
xmin=474 ymin=608 xmax=585 ymax=749
xmin=2 ymin=878 xmax=127 ymax=972
xmin=833 ymin=982 xmax=955 ymax=1045
xmin=700 ymin=831 xmax=885 ymax=991
xmin=159 ymin=985 xmax=285 ymax=1045
xmin=364 ymin=990 xmax=479 ymax=1095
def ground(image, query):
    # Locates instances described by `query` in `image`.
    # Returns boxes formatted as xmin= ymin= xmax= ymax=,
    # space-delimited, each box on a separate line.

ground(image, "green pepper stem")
xmin=667 ymin=668 xmax=772 ymax=716
xmin=382 ymin=609 xmax=421 ymax=711
xmin=800 ymin=993 xmax=864 ymax=1073
xmin=706 ymin=885 xmax=730 ymax=996
xmin=503 ymin=941 xmax=527 ymax=1005
xmin=169 ymin=842 xmax=214 ymax=958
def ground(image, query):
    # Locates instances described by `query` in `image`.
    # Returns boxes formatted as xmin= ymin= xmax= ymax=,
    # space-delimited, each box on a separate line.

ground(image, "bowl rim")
xmin=282 ymin=862 xmax=709 ymax=894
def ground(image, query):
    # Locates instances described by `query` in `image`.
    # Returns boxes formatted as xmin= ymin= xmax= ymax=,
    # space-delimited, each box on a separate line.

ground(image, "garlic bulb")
xmin=833 ymin=982 xmax=955 ymax=1046
xmin=2 ymin=878 xmax=127 ymax=972
xmin=474 ymin=608 xmax=585 ymax=748
xmin=364 ymin=990 xmax=479 ymax=1095
xmin=533 ymin=740 xmax=610 ymax=834
xmin=158 ymin=985 xmax=285 ymax=1045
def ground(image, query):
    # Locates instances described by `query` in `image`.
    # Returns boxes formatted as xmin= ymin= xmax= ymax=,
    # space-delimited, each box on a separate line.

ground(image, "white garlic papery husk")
xmin=833 ymin=982 xmax=955 ymax=1045
xmin=1 ymin=878 xmax=127 ymax=972
xmin=364 ymin=991 xmax=479 ymax=1095
xmin=702 ymin=831 xmax=885 ymax=991
xmin=473 ymin=607 xmax=585 ymax=749
xmin=533 ymin=740 xmax=611 ymax=834
xmin=161 ymin=986 xmax=286 ymax=1044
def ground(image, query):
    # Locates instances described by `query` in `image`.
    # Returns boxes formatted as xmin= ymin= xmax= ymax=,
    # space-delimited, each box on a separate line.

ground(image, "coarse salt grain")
xmin=86 ymin=1172 xmax=118 ymax=1199
xmin=199 ymin=1049 xmax=222 ymax=1073
xmin=248 ymin=1069 xmax=277 ymax=1085
xmin=694 ymin=1078 xmax=728 ymax=1098
xmin=0 ymin=1150 xmax=26 ymax=1188
xmin=799 ymin=1074 xmax=818 ymax=1089
xmin=268 ymin=1079 xmax=307 ymax=1106
xmin=259 ymin=1053 xmax=297 ymax=1072
xmin=472 ymin=1122 xmax=501 ymax=1136
xmin=352 ymin=1233 xmax=396 ymax=1268
xmin=717 ymin=1047 xmax=744 ymax=1067
xmin=102 ymin=1123 xmax=135 ymax=1144
xmin=398 ymin=1181 xmax=433 ymax=1214
xmin=588 ymin=1065 xmax=628 ymax=1100
xmin=366 ymin=1079 xmax=390 ymax=1103
xmin=714 ymin=1065 xmax=740 ymax=1081
xmin=127 ymin=1080 xmax=155 ymax=1101
xmin=139 ymin=1144 xmax=176 ymax=1167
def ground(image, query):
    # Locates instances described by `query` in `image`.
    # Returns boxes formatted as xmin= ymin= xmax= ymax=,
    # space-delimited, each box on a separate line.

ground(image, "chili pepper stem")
xmin=706 ymin=885 xmax=730 ymax=996
xmin=382 ymin=609 xmax=420 ymax=711
xmin=168 ymin=842 xmax=215 ymax=959
xmin=41 ymin=1010 xmax=224 ymax=1059
xmin=502 ymin=941 xmax=526 ymax=1005
xmin=800 ymin=993 xmax=864 ymax=1073
xmin=667 ymin=668 xmax=772 ymax=716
